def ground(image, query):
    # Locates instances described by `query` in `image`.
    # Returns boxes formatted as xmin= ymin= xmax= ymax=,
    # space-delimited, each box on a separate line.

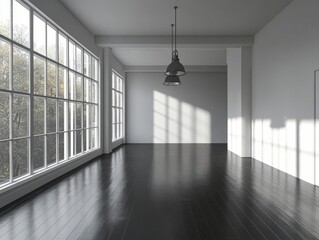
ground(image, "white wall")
xmin=126 ymin=72 xmax=227 ymax=143
xmin=252 ymin=0 xmax=319 ymax=186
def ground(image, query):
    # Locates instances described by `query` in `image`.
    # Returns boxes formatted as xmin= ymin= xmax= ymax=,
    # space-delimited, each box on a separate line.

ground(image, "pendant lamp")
xmin=164 ymin=6 xmax=186 ymax=81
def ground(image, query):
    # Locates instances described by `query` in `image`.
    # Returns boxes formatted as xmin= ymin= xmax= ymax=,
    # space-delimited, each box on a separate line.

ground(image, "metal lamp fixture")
xmin=163 ymin=23 xmax=181 ymax=86
xmin=164 ymin=6 xmax=186 ymax=86
xmin=163 ymin=75 xmax=181 ymax=86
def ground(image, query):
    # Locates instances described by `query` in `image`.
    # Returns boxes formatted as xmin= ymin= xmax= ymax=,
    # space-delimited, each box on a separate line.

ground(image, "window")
xmin=0 ymin=0 xmax=99 ymax=188
xmin=112 ymin=71 xmax=124 ymax=142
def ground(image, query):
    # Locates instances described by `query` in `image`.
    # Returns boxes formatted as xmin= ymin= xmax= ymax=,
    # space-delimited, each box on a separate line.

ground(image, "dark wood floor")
xmin=0 ymin=144 xmax=318 ymax=240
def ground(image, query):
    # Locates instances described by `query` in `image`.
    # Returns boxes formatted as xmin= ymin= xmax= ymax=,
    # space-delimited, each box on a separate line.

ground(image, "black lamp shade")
xmin=163 ymin=75 xmax=181 ymax=86
xmin=165 ymin=59 xmax=186 ymax=76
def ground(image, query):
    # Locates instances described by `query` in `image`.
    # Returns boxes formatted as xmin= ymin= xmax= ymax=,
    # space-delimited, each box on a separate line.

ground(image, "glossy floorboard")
xmin=0 ymin=144 xmax=318 ymax=240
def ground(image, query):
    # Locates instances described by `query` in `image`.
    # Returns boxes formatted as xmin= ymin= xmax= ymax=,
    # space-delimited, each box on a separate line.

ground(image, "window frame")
xmin=112 ymin=71 xmax=124 ymax=142
xmin=0 ymin=0 xmax=100 ymax=190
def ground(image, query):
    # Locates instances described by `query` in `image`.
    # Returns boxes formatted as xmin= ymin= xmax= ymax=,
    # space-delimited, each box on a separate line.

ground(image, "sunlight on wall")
xmin=153 ymin=91 xmax=211 ymax=143
xmin=195 ymin=108 xmax=211 ymax=143
xmin=168 ymin=96 xmax=179 ymax=143
xmin=228 ymin=117 xmax=242 ymax=156
xmin=299 ymin=120 xmax=315 ymax=184
xmin=153 ymin=91 xmax=167 ymax=143
xmin=252 ymin=118 xmax=318 ymax=186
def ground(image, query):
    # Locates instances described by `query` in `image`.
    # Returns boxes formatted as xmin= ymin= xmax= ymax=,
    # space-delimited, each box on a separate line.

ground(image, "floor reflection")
xmin=0 ymin=144 xmax=318 ymax=240
xmin=151 ymin=144 xmax=211 ymax=196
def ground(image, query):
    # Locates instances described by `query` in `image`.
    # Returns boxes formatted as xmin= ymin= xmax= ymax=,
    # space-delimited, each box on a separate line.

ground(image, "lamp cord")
xmin=174 ymin=6 xmax=177 ymax=52
xmin=171 ymin=24 xmax=174 ymax=60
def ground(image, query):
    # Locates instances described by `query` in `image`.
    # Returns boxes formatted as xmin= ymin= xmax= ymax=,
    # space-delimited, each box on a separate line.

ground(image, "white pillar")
xmin=227 ymin=47 xmax=252 ymax=157
xmin=315 ymin=71 xmax=319 ymax=186
xmin=103 ymin=47 xmax=113 ymax=154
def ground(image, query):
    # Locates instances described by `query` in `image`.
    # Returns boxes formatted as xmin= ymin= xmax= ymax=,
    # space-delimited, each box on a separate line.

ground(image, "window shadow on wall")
xmin=153 ymin=91 xmax=211 ymax=144
xmin=244 ymin=70 xmax=319 ymax=186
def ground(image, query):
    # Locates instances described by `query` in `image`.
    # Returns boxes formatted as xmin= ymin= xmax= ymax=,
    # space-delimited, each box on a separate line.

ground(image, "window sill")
xmin=112 ymin=138 xmax=124 ymax=149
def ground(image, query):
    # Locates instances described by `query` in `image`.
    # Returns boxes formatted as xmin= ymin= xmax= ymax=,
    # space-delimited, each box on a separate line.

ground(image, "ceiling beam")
xmin=96 ymin=35 xmax=254 ymax=48
xmin=124 ymin=65 xmax=227 ymax=73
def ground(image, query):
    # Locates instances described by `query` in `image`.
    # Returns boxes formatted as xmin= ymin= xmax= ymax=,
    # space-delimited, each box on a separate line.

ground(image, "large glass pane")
xmin=112 ymin=73 xmax=115 ymax=89
xmin=112 ymin=108 xmax=115 ymax=124
xmin=58 ymin=67 xmax=67 ymax=98
xmin=59 ymin=132 xmax=67 ymax=161
xmin=33 ymin=136 xmax=44 ymax=170
xmin=58 ymin=101 xmax=67 ymax=132
xmin=76 ymin=75 xmax=82 ymax=101
xmin=33 ymin=97 xmax=44 ymax=135
xmin=13 ymin=46 xmax=29 ymax=93
xmin=0 ymin=39 xmax=10 ymax=90
xmin=0 ymin=92 xmax=10 ymax=140
xmin=58 ymin=33 xmax=67 ymax=65
xmin=69 ymin=131 xmax=75 ymax=157
xmin=47 ymin=134 xmax=56 ymax=165
xmin=116 ymin=92 xmax=120 ymax=107
xmin=13 ymin=138 xmax=28 ymax=178
xmin=69 ymin=71 xmax=75 ymax=100
xmin=83 ymin=129 xmax=87 ymax=151
xmin=76 ymin=130 xmax=81 ymax=154
xmin=76 ymin=103 xmax=82 ymax=129
xmin=112 ymin=124 xmax=115 ymax=141
xmin=119 ymin=93 xmax=123 ymax=107
xmin=33 ymin=55 xmax=45 ymax=95
xmin=84 ymin=104 xmax=89 ymax=128
xmin=33 ymin=14 xmax=45 ymax=55
xmin=119 ymin=77 xmax=123 ymax=92
xmin=76 ymin=46 xmax=82 ymax=73
xmin=13 ymin=0 xmax=30 ymax=47
xmin=116 ymin=76 xmax=119 ymax=91
xmin=84 ymin=52 xmax=90 ymax=77
xmin=86 ymin=129 xmax=91 ymax=151
xmin=90 ymin=128 xmax=96 ymax=149
xmin=116 ymin=108 xmax=120 ymax=125
xmin=47 ymin=98 xmax=56 ymax=133
xmin=120 ymin=109 xmax=123 ymax=123
xmin=92 ymin=81 xmax=97 ymax=103
xmin=112 ymin=90 xmax=115 ymax=107
xmin=47 ymin=24 xmax=56 ymax=60
xmin=91 ymin=105 xmax=97 ymax=127
xmin=92 ymin=58 xmax=98 ymax=80
xmin=47 ymin=62 xmax=56 ymax=97
xmin=116 ymin=123 xmax=119 ymax=140
xmin=13 ymin=94 xmax=29 ymax=138
xmin=89 ymin=105 xmax=93 ymax=128
xmin=0 ymin=141 xmax=10 ymax=185
xmin=69 ymin=102 xmax=75 ymax=131
xmin=0 ymin=0 xmax=10 ymax=37
xmin=84 ymin=78 xmax=91 ymax=102
xmin=69 ymin=41 xmax=75 ymax=70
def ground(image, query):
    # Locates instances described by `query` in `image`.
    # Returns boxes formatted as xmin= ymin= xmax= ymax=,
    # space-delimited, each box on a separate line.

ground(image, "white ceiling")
xmin=60 ymin=0 xmax=292 ymax=67
xmin=112 ymin=48 xmax=226 ymax=66
xmin=60 ymin=0 xmax=292 ymax=36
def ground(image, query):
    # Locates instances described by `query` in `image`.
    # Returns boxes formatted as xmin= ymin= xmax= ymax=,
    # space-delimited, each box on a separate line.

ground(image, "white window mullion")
xmin=29 ymin=7 xmax=34 ymax=174
xmin=8 ymin=0 xmax=14 ymax=184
